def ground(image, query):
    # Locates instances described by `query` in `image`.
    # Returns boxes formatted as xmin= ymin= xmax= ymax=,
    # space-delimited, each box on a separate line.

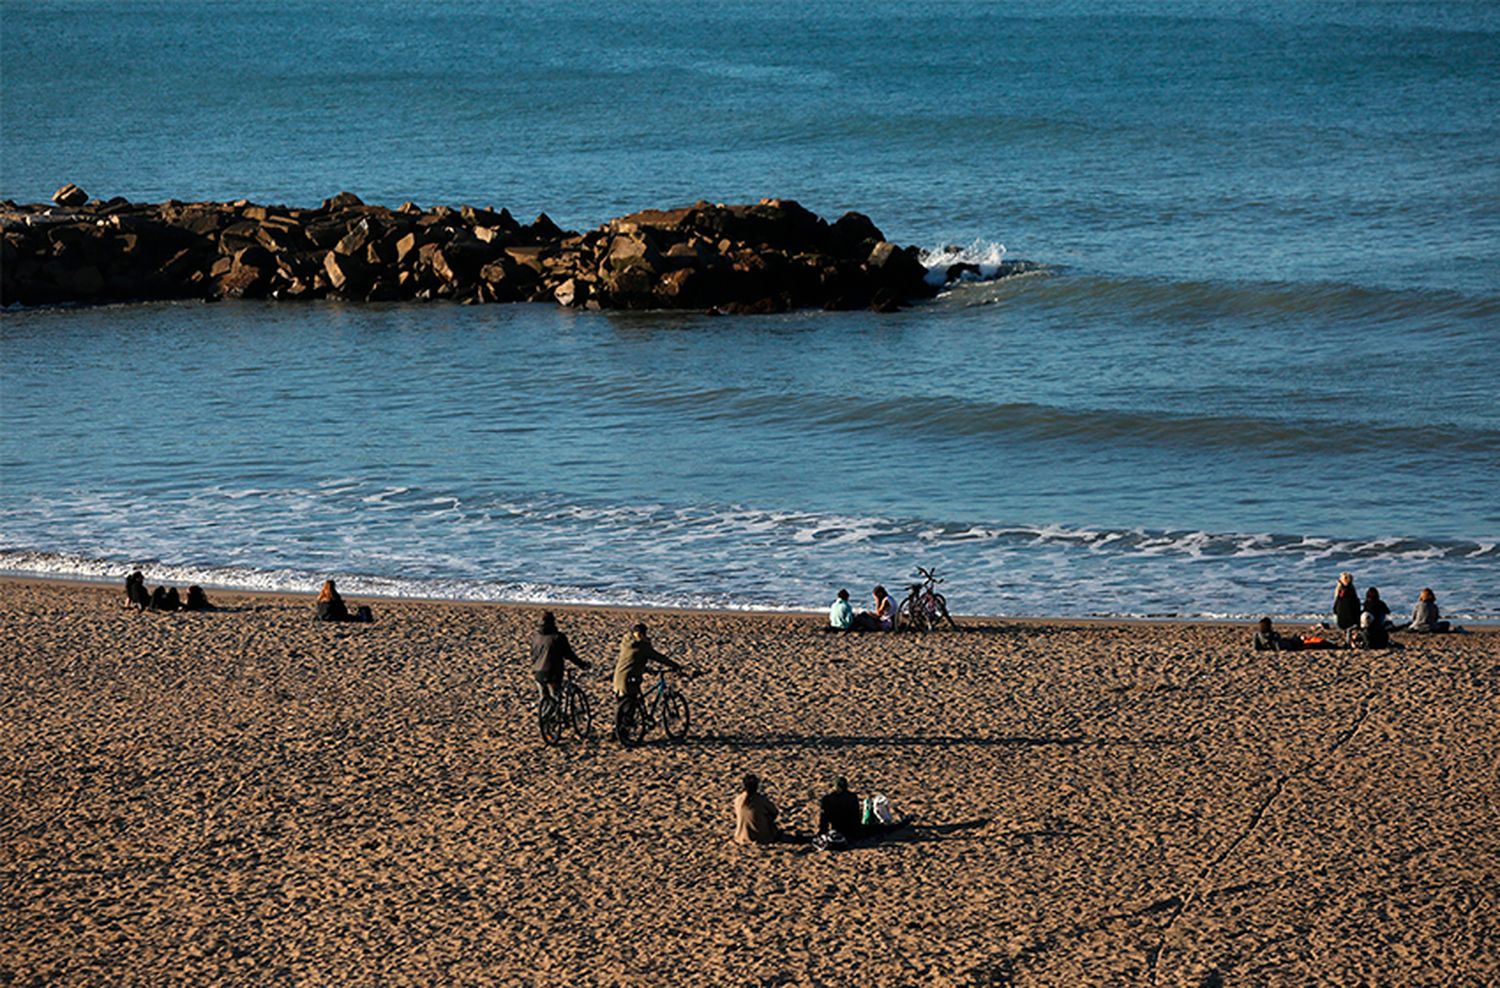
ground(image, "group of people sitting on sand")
xmin=734 ymin=772 xmax=910 ymax=850
xmin=1254 ymin=572 xmax=1463 ymax=651
xmin=124 ymin=571 xmax=212 ymax=612
xmin=827 ymin=585 xmax=898 ymax=631
xmin=124 ymin=572 xmax=375 ymax=623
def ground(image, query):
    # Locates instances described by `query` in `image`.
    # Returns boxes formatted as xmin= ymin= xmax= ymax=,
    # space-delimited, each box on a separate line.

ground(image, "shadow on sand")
xmin=691 ymin=732 xmax=1184 ymax=750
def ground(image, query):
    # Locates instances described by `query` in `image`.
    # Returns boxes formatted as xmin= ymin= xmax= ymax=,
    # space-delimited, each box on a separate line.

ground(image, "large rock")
xmin=0 ymin=194 xmax=983 ymax=312
xmin=52 ymin=183 xmax=88 ymax=207
xmin=323 ymin=250 xmax=370 ymax=294
xmin=865 ymin=240 xmax=932 ymax=296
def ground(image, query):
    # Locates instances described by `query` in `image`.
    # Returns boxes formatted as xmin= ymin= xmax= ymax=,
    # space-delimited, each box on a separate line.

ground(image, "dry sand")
xmin=1 ymin=578 xmax=1495 ymax=986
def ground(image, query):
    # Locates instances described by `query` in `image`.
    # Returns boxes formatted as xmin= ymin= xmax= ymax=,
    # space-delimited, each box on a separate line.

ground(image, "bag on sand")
xmin=861 ymin=793 xmax=893 ymax=827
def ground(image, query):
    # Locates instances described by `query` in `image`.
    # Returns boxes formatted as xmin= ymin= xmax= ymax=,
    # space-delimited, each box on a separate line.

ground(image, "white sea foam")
xmin=920 ymin=240 xmax=1009 ymax=286
xmin=4 ymin=487 xmax=1497 ymax=620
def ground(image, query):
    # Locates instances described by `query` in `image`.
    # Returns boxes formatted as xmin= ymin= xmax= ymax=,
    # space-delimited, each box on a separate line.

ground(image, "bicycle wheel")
xmin=932 ymin=592 xmax=958 ymax=629
xmin=897 ymin=596 xmax=919 ymax=632
xmin=660 ymin=690 xmax=690 ymax=741
xmin=614 ymin=696 xmax=647 ymax=747
xmin=538 ymin=695 xmax=564 ymax=746
xmin=908 ymin=596 xmax=933 ymax=632
xmin=566 ymin=682 xmax=593 ymax=741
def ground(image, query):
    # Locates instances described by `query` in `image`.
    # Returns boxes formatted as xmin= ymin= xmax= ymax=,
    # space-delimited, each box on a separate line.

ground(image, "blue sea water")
xmin=2 ymin=0 xmax=1498 ymax=619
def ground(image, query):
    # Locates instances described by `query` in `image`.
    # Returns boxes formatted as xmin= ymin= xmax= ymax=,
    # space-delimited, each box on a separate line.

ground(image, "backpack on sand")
xmin=861 ymin=793 xmax=893 ymax=827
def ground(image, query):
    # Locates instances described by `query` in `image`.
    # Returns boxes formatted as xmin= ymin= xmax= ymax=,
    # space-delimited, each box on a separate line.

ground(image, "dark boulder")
xmin=321 ymin=191 xmax=364 ymax=212
xmin=52 ymin=183 xmax=89 ymax=207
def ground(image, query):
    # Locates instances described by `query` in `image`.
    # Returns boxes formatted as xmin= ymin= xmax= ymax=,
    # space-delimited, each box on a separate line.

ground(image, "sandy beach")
xmin=1 ymin=577 xmax=1495 ymax=986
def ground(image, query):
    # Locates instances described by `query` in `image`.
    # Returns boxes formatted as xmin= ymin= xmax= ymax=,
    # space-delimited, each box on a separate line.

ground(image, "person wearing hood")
xmin=531 ymin=611 xmax=591 ymax=702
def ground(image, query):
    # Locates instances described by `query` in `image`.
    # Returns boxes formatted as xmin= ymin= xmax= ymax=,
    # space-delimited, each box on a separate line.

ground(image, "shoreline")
xmin=6 ymin=573 xmax=1494 ymax=631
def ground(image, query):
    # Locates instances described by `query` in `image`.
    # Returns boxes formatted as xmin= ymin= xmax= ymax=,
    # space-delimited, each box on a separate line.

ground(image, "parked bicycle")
xmin=614 ymin=670 xmax=691 ymax=747
xmin=897 ymin=566 xmax=958 ymax=631
xmin=538 ymin=666 xmax=593 ymax=746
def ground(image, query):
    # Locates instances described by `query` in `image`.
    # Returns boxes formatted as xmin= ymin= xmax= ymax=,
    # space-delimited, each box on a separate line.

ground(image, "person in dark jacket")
xmin=1360 ymin=587 xmax=1393 ymax=648
xmin=315 ymin=580 xmax=373 ymax=622
xmin=150 ymin=585 xmax=181 ymax=612
xmin=183 ymin=585 xmax=213 ymax=611
xmin=531 ymin=611 xmax=591 ymax=702
xmin=1332 ymin=572 xmax=1361 ymax=646
xmin=124 ymin=570 xmax=151 ymax=611
xmin=818 ymin=776 xmax=864 ymax=837
xmin=316 ymin=580 xmax=350 ymax=621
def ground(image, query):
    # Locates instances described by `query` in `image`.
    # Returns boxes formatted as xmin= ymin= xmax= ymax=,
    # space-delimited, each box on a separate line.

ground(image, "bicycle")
xmin=538 ymin=666 xmax=593 ymax=746
xmin=614 ymin=669 xmax=691 ymax=747
xmin=897 ymin=566 xmax=958 ymax=631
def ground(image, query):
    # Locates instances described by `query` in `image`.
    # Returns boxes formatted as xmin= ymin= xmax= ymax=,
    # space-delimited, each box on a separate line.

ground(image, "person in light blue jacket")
xmin=829 ymin=589 xmax=854 ymax=630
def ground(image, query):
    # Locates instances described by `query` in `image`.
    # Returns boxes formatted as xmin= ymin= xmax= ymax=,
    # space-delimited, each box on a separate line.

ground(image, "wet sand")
xmin=1 ymin=578 xmax=1495 ymax=985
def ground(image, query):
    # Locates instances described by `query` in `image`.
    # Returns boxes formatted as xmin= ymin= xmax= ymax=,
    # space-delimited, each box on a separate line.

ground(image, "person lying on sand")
xmin=1254 ymin=617 xmax=1295 ymax=651
xmin=1253 ymin=617 xmax=1339 ymax=652
xmin=531 ymin=611 xmax=590 ymax=703
xmin=734 ymin=773 xmax=781 ymax=844
xmin=315 ymin=580 xmax=373 ymax=623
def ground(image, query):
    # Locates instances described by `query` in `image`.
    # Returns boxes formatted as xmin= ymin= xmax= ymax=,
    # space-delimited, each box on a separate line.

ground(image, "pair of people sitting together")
xmin=828 ymin=586 xmax=897 ymax=631
xmin=734 ymin=773 xmax=908 ymax=847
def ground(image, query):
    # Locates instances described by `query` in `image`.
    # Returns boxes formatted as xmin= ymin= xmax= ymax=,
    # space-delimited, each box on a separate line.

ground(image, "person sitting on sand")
xmin=150 ymin=585 xmax=181 ymax=612
xmin=873 ymin=585 xmax=897 ymax=631
xmin=1333 ymin=572 xmax=1361 ymax=646
xmin=829 ymin=589 xmax=854 ymax=630
xmin=183 ymin=585 xmax=213 ymax=612
xmin=1408 ymin=588 xmax=1452 ymax=633
xmin=531 ymin=611 xmax=591 ymax=703
xmin=1360 ymin=587 xmax=1393 ymax=648
xmin=315 ymin=580 xmax=373 ymax=623
xmin=818 ymin=776 xmax=864 ymax=837
xmin=734 ymin=773 xmax=781 ymax=844
xmin=852 ymin=585 xmax=896 ymax=631
xmin=613 ymin=622 xmax=686 ymax=714
xmin=124 ymin=570 xmax=151 ymax=611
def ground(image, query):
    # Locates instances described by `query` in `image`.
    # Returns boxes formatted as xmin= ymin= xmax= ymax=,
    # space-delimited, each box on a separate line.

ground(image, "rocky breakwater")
xmin=2 ymin=186 xmax=1009 ymax=313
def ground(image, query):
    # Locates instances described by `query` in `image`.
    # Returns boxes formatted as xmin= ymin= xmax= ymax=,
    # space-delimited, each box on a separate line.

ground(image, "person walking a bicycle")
xmin=613 ymin=621 xmax=687 ymax=716
xmin=532 ymin=611 xmax=591 ymax=704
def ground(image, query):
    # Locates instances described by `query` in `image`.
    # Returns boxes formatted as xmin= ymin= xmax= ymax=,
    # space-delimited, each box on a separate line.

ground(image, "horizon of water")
xmin=3 ymin=1 xmax=1498 ymax=621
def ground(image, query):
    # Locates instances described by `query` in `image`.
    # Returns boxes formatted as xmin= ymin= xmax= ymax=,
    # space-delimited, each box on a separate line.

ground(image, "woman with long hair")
xmin=1332 ymin=572 xmax=1361 ymax=646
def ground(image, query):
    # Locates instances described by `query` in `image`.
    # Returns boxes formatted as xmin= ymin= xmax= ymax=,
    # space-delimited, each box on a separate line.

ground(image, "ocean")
xmin=2 ymin=0 xmax=1497 ymax=620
